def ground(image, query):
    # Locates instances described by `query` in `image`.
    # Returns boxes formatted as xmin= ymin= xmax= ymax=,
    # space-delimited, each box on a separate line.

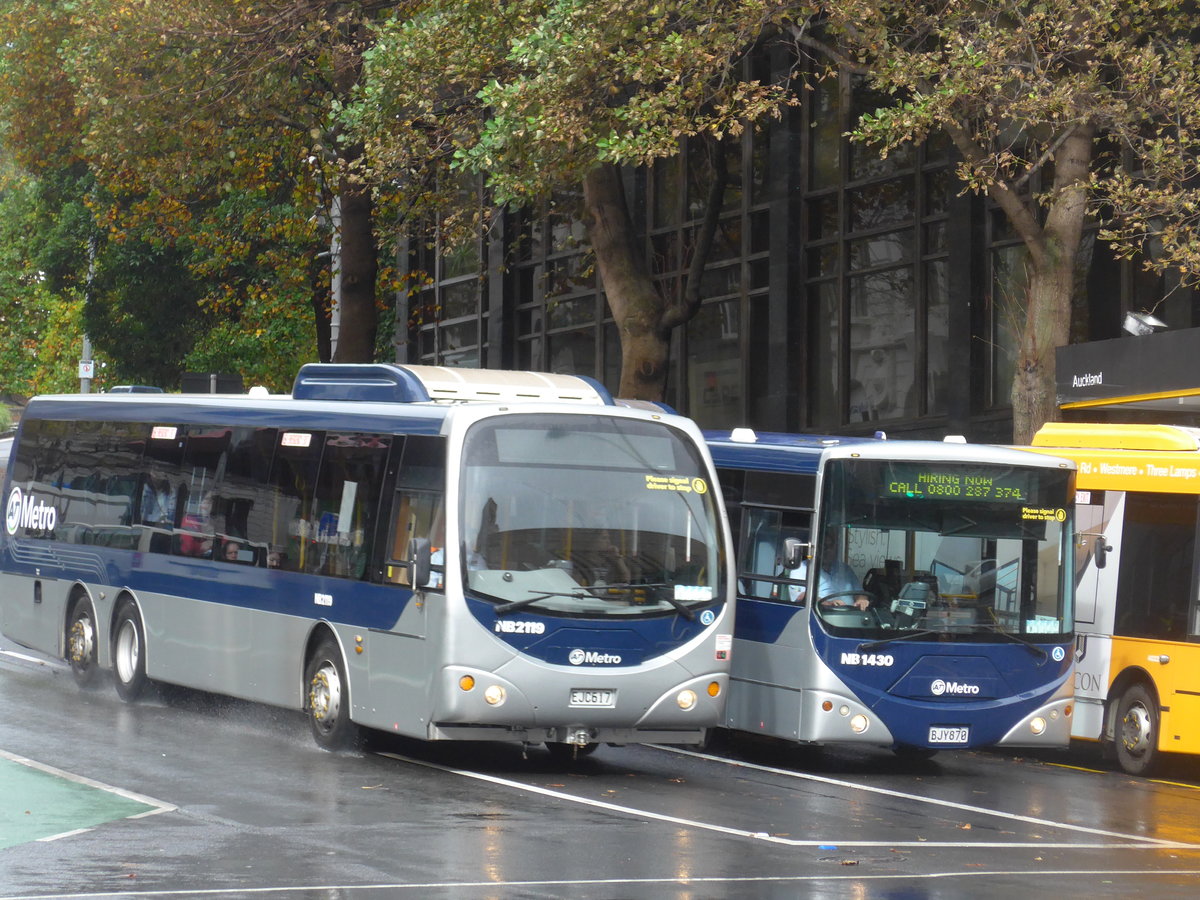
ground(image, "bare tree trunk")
xmin=583 ymin=164 xmax=670 ymax=400
xmin=583 ymin=147 xmax=727 ymax=401
xmin=1011 ymin=262 xmax=1074 ymax=443
xmin=330 ymin=179 xmax=378 ymax=363
xmin=1009 ymin=125 xmax=1094 ymax=444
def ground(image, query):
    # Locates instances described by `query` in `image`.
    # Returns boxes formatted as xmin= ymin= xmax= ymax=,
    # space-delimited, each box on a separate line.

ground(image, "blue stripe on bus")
xmin=807 ymin=619 xmax=1073 ymax=746
xmin=4 ymin=540 xmax=720 ymax=661
xmin=464 ymin=595 xmax=718 ymax=667
xmin=733 ymin=592 xmax=1072 ymax=746
xmin=4 ymin=540 xmax=416 ymax=631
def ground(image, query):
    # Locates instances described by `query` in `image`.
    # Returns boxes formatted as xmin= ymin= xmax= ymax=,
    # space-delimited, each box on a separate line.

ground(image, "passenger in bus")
xmin=141 ymin=476 xmax=175 ymax=526
xmin=795 ymin=532 xmax=870 ymax=610
xmin=179 ymin=493 xmax=215 ymax=557
xmin=221 ymin=539 xmax=244 ymax=563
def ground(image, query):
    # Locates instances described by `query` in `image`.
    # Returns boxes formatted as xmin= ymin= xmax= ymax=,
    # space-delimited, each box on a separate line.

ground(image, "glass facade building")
xmin=395 ymin=62 xmax=1197 ymax=442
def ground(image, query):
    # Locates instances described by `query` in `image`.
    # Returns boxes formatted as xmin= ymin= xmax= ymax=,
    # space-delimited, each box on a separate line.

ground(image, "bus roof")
xmin=706 ymin=428 xmax=1074 ymax=476
xmin=1032 ymin=421 xmax=1200 ymax=452
xmin=18 ymin=365 xmax=651 ymax=435
xmin=703 ymin=429 xmax=878 ymax=474
xmin=291 ymin=363 xmax=614 ymax=405
xmin=1030 ymin=422 xmax=1200 ymax=494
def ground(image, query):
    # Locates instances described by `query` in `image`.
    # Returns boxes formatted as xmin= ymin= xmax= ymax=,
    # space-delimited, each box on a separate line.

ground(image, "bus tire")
xmin=66 ymin=597 xmax=99 ymax=688
xmin=112 ymin=601 xmax=149 ymax=702
xmin=305 ymin=638 xmax=360 ymax=751
xmin=1114 ymin=683 xmax=1159 ymax=776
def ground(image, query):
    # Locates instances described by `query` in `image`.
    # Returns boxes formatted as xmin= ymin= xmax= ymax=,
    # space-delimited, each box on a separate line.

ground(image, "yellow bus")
xmin=1030 ymin=422 xmax=1200 ymax=775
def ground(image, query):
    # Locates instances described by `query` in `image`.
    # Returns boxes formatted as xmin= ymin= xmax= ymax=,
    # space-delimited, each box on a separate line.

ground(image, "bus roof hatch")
xmin=292 ymin=363 xmax=614 ymax=406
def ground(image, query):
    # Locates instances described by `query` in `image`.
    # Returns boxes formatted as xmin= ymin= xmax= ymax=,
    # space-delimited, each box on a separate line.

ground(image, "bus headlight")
xmin=707 ymin=681 xmax=721 ymax=698
xmin=1030 ymin=716 xmax=1047 ymax=735
xmin=849 ymin=714 xmax=870 ymax=734
xmin=676 ymin=689 xmax=698 ymax=710
xmin=484 ymin=684 xmax=507 ymax=706
xmin=458 ymin=675 xmax=476 ymax=692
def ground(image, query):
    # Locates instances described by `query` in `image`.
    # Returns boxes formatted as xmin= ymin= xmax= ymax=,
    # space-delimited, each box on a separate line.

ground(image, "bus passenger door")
xmin=1110 ymin=491 xmax=1200 ymax=756
xmin=1072 ymin=491 xmax=1121 ymax=739
xmin=726 ymin=506 xmax=812 ymax=740
xmin=368 ymin=434 xmax=446 ymax=732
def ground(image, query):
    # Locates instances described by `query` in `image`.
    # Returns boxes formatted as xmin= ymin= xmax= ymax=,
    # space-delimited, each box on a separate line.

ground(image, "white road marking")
xmin=5 ymin=870 xmax=1200 ymax=899
xmin=656 ymin=744 xmax=1196 ymax=847
xmin=0 ymin=648 xmax=61 ymax=668
xmin=0 ymin=748 xmax=177 ymax=814
xmin=379 ymin=749 xmax=1199 ymax=850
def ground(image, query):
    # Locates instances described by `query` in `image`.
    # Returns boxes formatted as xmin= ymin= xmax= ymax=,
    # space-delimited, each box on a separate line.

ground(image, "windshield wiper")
xmin=860 ymin=623 xmax=1050 ymax=661
xmin=494 ymin=589 xmax=591 ymax=616
xmin=858 ymin=630 xmax=943 ymax=651
xmin=598 ymin=582 xmax=696 ymax=620
xmin=494 ymin=582 xmax=700 ymax=620
xmin=965 ymin=623 xmax=1050 ymax=661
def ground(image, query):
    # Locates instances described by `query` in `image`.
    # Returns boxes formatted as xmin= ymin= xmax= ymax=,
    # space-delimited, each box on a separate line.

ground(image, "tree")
xmin=353 ymin=0 xmax=783 ymax=399
xmin=64 ymin=0 xmax=404 ymax=365
xmin=357 ymin=1 xmax=1200 ymax=438
xmin=804 ymin=0 xmax=1200 ymax=440
xmin=0 ymin=1 xmax=322 ymax=389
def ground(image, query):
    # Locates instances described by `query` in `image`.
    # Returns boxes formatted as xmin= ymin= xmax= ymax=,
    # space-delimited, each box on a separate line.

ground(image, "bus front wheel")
xmin=66 ymin=598 xmax=99 ymax=688
xmin=305 ymin=638 xmax=360 ymax=750
xmin=1114 ymin=683 xmax=1159 ymax=776
xmin=112 ymin=601 xmax=149 ymax=702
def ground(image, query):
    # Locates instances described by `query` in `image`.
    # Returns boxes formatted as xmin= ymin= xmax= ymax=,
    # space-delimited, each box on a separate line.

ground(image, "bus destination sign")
xmin=883 ymin=464 xmax=1032 ymax=503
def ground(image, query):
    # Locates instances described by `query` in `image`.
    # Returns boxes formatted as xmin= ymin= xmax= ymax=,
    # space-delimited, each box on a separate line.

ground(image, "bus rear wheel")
xmin=1114 ymin=683 xmax=1159 ymax=776
xmin=66 ymin=598 xmax=99 ymax=688
xmin=112 ymin=601 xmax=149 ymax=702
xmin=305 ymin=638 xmax=360 ymax=751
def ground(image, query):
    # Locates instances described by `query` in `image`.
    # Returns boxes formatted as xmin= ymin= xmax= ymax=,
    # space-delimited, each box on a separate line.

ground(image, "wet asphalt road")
xmin=2 ymin=637 xmax=1200 ymax=900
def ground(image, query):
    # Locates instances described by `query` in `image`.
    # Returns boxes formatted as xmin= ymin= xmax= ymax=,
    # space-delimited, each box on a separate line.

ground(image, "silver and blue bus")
xmin=705 ymin=429 xmax=1076 ymax=756
xmin=0 ymin=364 xmax=733 ymax=755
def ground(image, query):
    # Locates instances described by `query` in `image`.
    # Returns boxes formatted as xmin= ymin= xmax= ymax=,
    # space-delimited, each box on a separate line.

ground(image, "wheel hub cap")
xmin=309 ymin=665 xmax=342 ymax=730
xmin=1121 ymin=703 xmax=1153 ymax=755
xmin=69 ymin=617 xmax=94 ymax=666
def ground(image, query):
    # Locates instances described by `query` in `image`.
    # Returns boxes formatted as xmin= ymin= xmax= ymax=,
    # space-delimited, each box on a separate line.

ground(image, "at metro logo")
xmin=6 ymin=487 xmax=58 ymax=535
xmin=930 ymin=678 xmax=980 ymax=696
xmin=568 ymin=648 xmax=623 ymax=665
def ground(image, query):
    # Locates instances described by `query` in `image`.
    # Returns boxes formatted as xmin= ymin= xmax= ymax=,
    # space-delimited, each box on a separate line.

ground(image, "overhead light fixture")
xmin=1122 ymin=311 xmax=1167 ymax=336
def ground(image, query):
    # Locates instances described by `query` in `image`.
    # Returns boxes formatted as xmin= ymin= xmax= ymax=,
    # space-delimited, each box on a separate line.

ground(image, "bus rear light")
xmin=484 ymin=684 xmax=507 ymax=706
xmin=707 ymin=681 xmax=721 ymax=698
xmin=1030 ymin=716 xmax=1048 ymax=735
xmin=458 ymin=675 xmax=475 ymax=692
xmin=676 ymin=689 xmax=698 ymax=710
xmin=849 ymin=714 xmax=869 ymax=734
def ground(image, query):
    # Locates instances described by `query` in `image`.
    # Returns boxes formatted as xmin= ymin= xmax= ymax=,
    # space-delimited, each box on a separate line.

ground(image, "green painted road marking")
xmin=0 ymin=750 xmax=175 ymax=850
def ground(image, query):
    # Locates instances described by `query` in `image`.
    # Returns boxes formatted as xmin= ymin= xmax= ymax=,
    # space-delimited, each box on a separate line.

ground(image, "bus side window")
xmin=1114 ymin=492 xmax=1196 ymax=640
xmin=386 ymin=491 xmax=443 ymax=587
xmin=739 ymin=508 xmax=812 ymax=602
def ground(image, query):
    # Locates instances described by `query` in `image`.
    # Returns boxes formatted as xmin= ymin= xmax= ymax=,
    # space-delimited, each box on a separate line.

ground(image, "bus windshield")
xmin=813 ymin=458 xmax=1073 ymax=640
xmin=459 ymin=413 xmax=724 ymax=618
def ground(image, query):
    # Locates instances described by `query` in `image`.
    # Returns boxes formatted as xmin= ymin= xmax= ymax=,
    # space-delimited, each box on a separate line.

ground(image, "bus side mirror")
xmin=1094 ymin=536 xmax=1111 ymax=569
xmin=408 ymin=537 xmax=431 ymax=587
xmin=783 ymin=537 xmax=809 ymax=570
